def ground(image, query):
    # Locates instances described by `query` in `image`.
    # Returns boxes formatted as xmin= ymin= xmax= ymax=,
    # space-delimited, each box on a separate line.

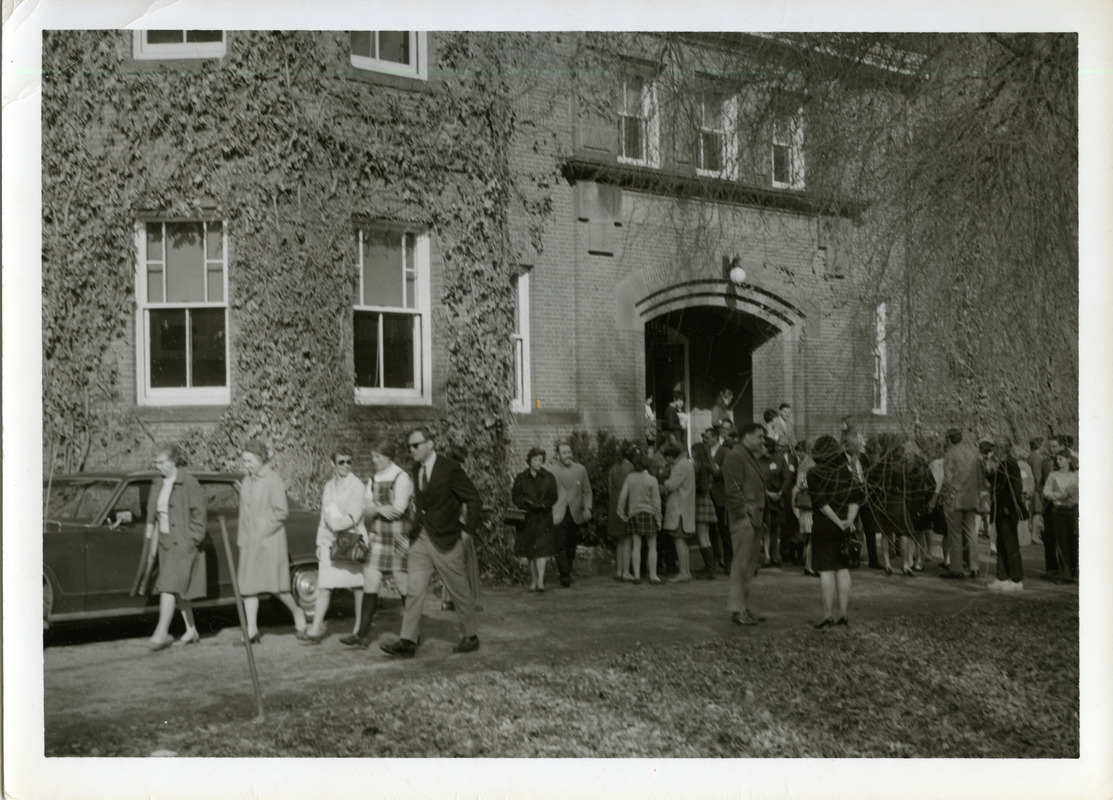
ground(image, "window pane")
xmin=350 ymin=31 xmax=373 ymax=58
xmin=377 ymin=31 xmax=410 ymax=64
xmin=146 ymin=224 xmax=164 ymax=302
xmin=185 ymin=30 xmax=223 ymax=43
xmin=353 ymin=310 xmax=380 ymax=388
xmin=381 ymin=313 xmax=416 ymax=389
xmin=165 ymin=222 xmax=205 ymax=302
xmin=514 ymin=339 xmax=524 ymax=402
xmin=702 ymin=132 xmax=722 ymax=171
xmin=773 ymin=144 xmax=789 ymax=184
xmin=149 ymin=309 xmax=187 ymax=388
xmin=622 ymin=117 xmax=643 ymax=159
xmin=190 ymin=308 xmax=226 ymax=387
xmin=146 ymin=31 xmax=185 ymax=45
xmin=362 ymin=228 xmax=404 ymax=308
xmin=404 ymin=232 xmax=416 ymax=309
xmin=512 ymin=276 xmax=521 ymax=335
xmin=205 ymin=221 xmax=223 ymax=259
xmin=622 ymin=77 xmax=643 ymax=115
xmin=203 ymin=481 xmax=239 ymax=516
xmin=703 ymin=96 xmax=722 ymax=129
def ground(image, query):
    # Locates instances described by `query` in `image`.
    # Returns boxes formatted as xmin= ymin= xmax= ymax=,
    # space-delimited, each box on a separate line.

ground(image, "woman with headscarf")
xmin=511 ymin=446 xmax=559 ymax=592
xmin=143 ymin=442 xmax=206 ymax=650
xmin=237 ymin=438 xmax=308 ymax=643
xmin=809 ymin=434 xmax=863 ymax=628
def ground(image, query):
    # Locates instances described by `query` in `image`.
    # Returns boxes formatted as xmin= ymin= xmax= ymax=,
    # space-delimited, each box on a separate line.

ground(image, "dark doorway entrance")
xmin=646 ymin=307 xmax=777 ymax=429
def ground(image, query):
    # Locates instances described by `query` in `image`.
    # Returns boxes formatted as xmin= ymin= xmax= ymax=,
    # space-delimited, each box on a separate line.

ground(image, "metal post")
xmin=219 ymin=515 xmax=265 ymax=722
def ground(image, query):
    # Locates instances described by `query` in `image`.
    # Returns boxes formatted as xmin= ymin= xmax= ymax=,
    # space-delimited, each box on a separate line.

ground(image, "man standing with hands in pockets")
xmin=549 ymin=440 xmax=593 ymax=588
xmin=381 ymin=427 xmax=483 ymax=658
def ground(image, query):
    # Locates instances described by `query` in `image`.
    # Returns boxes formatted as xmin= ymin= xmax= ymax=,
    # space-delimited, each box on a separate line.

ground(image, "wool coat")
xmin=145 ymin=469 xmax=207 ymax=599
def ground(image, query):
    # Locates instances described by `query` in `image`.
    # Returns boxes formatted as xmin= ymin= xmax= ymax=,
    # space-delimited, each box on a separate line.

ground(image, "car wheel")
xmin=290 ymin=564 xmax=319 ymax=620
xmin=43 ymin=575 xmax=54 ymax=630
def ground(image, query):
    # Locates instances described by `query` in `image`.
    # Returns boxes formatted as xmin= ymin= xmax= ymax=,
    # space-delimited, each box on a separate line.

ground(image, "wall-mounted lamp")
xmin=723 ymin=255 xmax=746 ymax=286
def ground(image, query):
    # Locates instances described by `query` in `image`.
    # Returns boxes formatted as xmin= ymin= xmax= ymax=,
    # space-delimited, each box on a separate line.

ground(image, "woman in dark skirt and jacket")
xmin=512 ymin=447 xmax=559 ymax=592
xmin=143 ymin=443 xmax=207 ymax=650
xmin=809 ymin=435 xmax=863 ymax=628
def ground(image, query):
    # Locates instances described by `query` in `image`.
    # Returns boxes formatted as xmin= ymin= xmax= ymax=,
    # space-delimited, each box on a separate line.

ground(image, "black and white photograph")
xmin=3 ymin=1 xmax=1111 ymax=798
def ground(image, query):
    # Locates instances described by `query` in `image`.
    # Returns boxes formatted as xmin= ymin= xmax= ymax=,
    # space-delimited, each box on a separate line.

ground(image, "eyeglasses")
xmin=336 ymin=458 xmax=352 ymax=465
xmin=407 ymin=441 xmax=426 ymax=450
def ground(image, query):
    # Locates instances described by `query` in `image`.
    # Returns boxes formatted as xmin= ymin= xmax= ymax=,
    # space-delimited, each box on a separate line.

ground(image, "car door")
xmin=83 ymin=479 xmax=158 ymax=614
xmin=43 ymin=481 xmax=97 ymax=618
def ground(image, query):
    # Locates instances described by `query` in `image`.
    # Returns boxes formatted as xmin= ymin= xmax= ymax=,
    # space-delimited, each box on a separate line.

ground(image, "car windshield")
xmin=44 ymin=480 xmax=119 ymax=524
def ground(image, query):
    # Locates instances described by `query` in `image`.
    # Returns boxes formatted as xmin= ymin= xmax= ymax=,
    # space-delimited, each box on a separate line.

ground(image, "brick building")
xmin=42 ymin=30 xmax=903 ymax=487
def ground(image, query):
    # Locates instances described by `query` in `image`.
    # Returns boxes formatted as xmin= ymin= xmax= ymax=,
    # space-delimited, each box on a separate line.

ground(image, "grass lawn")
xmin=68 ymin=594 xmax=1078 ymax=758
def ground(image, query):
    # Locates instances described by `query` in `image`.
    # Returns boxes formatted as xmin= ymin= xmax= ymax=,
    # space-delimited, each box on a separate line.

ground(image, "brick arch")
xmin=634 ymin=279 xmax=806 ymax=331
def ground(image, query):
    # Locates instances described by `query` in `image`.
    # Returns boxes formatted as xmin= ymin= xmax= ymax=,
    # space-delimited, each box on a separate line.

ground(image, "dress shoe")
xmin=813 ymin=617 xmax=835 ymax=629
xmin=294 ymin=628 xmax=311 ymax=641
xmin=744 ymin=609 xmax=767 ymax=623
xmin=452 ymin=635 xmax=480 ymax=654
xmin=835 ymin=616 xmax=849 ymax=626
xmin=177 ymin=628 xmax=201 ymax=645
xmin=146 ymin=636 xmax=174 ymax=652
xmin=380 ymin=638 xmax=417 ymax=658
xmin=902 ymin=567 xmax=915 ymax=577
xmin=234 ymin=632 xmax=263 ymax=647
xmin=339 ymin=633 xmax=365 ymax=646
xmin=731 ymin=612 xmax=758 ymax=626
xmin=298 ymin=632 xmax=325 ymax=645
xmin=940 ymin=571 xmax=965 ymax=580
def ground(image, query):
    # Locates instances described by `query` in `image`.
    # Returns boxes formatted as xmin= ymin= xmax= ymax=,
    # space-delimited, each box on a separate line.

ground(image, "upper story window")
xmin=697 ymin=91 xmax=729 ymax=176
xmin=350 ymin=31 xmax=427 ymax=80
xmin=772 ymin=105 xmax=805 ymax=190
xmin=133 ymin=30 xmax=226 ymax=61
xmin=618 ymin=75 xmax=659 ymax=167
xmin=135 ymin=220 xmax=229 ymax=406
xmin=511 ymin=270 xmax=531 ymax=413
xmin=353 ymin=224 xmax=432 ymax=405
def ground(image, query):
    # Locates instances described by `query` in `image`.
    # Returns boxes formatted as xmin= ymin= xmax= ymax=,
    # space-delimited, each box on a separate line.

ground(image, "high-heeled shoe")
xmin=146 ymin=636 xmax=174 ymax=652
xmin=902 ymin=567 xmax=915 ymax=577
xmin=835 ymin=616 xmax=849 ymax=626
xmin=884 ymin=567 xmax=893 ymax=576
xmin=177 ymin=628 xmax=201 ymax=645
xmin=813 ymin=617 xmax=835 ymax=629
xmin=234 ymin=632 xmax=263 ymax=647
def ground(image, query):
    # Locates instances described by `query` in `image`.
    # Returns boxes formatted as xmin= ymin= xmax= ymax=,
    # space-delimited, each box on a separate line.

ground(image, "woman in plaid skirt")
xmin=340 ymin=438 xmax=413 ymax=649
xmin=616 ymin=449 xmax=663 ymax=584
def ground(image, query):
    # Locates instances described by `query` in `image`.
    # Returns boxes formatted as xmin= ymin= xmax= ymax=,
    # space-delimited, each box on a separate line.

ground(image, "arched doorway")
xmin=638 ymin=280 xmax=805 ymax=435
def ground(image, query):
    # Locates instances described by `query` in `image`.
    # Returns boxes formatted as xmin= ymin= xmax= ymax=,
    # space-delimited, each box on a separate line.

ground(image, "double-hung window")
xmin=133 ymin=30 xmax=226 ymax=60
xmin=697 ymin=92 xmax=726 ymax=176
xmin=618 ymin=75 xmax=659 ymax=167
xmin=511 ymin=270 xmax=531 ymax=413
xmin=772 ymin=105 xmax=805 ymax=190
xmin=136 ymin=221 xmax=229 ymax=405
xmin=353 ymin=225 xmax=432 ymax=405
xmin=349 ymin=31 xmax=427 ymax=80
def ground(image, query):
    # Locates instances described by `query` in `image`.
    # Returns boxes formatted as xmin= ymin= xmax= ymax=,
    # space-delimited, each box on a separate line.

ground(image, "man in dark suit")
xmin=707 ymin=419 xmax=734 ymax=573
xmin=381 ymin=427 xmax=483 ymax=658
xmin=722 ymin=422 xmax=769 ymax=626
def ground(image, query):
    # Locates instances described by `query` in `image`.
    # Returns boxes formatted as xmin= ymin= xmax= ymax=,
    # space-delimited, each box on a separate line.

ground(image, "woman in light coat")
xmin=304 ymin=446 xmax=367 ymax=643
xmin=661 ymin=442 xmax=696 ymax=582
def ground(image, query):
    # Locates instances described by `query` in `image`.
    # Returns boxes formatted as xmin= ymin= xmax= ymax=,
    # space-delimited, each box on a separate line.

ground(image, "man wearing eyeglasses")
xmin=381 ymin=426 xmax=483 ymax=658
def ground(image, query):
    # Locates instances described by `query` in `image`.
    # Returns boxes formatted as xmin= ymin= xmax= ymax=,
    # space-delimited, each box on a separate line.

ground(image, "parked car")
xmin=42 ymin=472 xmax=320 ymax=628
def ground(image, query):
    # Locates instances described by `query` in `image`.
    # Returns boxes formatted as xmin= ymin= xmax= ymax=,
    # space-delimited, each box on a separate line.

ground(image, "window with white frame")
xmin=349 ymin=31 xmax=427 ymax=80
xmin=511 ymin=270 xmax=531 ymax=413
xmin=697 ymin=92 xmax=725 ymax=175
xmin=135 ymin=221 xmax=229 ymax=405
xmin=133 ymin=31 xmax=226 ymax=60
xmin=618 ymin=75 xmax=659 ymax=167
xmin=872 ymin=302 xmax=888 ymax=414
xmin=771 ymin=105 xmax=805 ymax=189
xmin=353 ymin=225 xmax=432 ymax=405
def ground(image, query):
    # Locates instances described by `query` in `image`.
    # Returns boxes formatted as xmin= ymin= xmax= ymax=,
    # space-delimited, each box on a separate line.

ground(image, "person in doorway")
xmin=710 ymin=389 xmax=735 ymax=429
xmin=236 ymin=439 xmax=308 ymax=644
xmin=143 ymin=443 xmax=206 ymax=650
xmin=511 ymin=447 xmax=559 ymax=592
xmin=342 ymin=438 xmax=413 ymax=648
xmin=768 ymin=403 xmax=795 ymax=449
xmin=616 ymin=448 xmax=663 ymax=584
xmin=549 ymin=439 xmax=593 ymax=588
xmin=381 ymin=427 xmax=483 ymax=657
xmin=304 ymin=446 xmax=367 ymax=643
xmin=665 ymin=384 xmax=689 ymax=448
xmin=661 ymin=442 xmax=696 ymax=581
xmin=722 ymin=422 xmax=769 ymax=625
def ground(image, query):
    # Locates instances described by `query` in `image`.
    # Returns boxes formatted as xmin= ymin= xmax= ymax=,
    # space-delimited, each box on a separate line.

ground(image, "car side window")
xmin=110 ymin=481 xmax=152 ymax=527
xmin=203 ymin=481 xmax=240 ymax=517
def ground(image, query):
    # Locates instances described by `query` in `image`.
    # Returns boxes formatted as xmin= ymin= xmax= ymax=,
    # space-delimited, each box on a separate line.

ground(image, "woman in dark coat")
xmin=809 ymin=434 xmax=863 ymax=628
xmin=143 ymin=443 xmax=207 ymax=650
xmin=511 ymin=447 xmax=558 ymax=592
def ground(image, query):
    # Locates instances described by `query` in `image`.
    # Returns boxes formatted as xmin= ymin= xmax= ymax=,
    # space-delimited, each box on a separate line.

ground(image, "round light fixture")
xmin=729 ymin=265 xmax=747 ymax=286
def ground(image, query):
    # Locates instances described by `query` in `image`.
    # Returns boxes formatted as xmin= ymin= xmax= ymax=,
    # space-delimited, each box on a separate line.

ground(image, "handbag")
xmin=838 ymin=530 xmax=862 ymax=562
xmin=793 ymin=489 xmax=812 ymax=510
xmin=330 ymin=528 xmax=370 ymax=564
xmin=503 ymin=507 xmax=527 ymax=528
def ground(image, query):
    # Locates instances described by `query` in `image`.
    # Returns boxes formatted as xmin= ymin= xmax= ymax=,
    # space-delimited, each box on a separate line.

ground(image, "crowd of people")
xmin=137 ymin=409 xmax=1078 ymax=654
